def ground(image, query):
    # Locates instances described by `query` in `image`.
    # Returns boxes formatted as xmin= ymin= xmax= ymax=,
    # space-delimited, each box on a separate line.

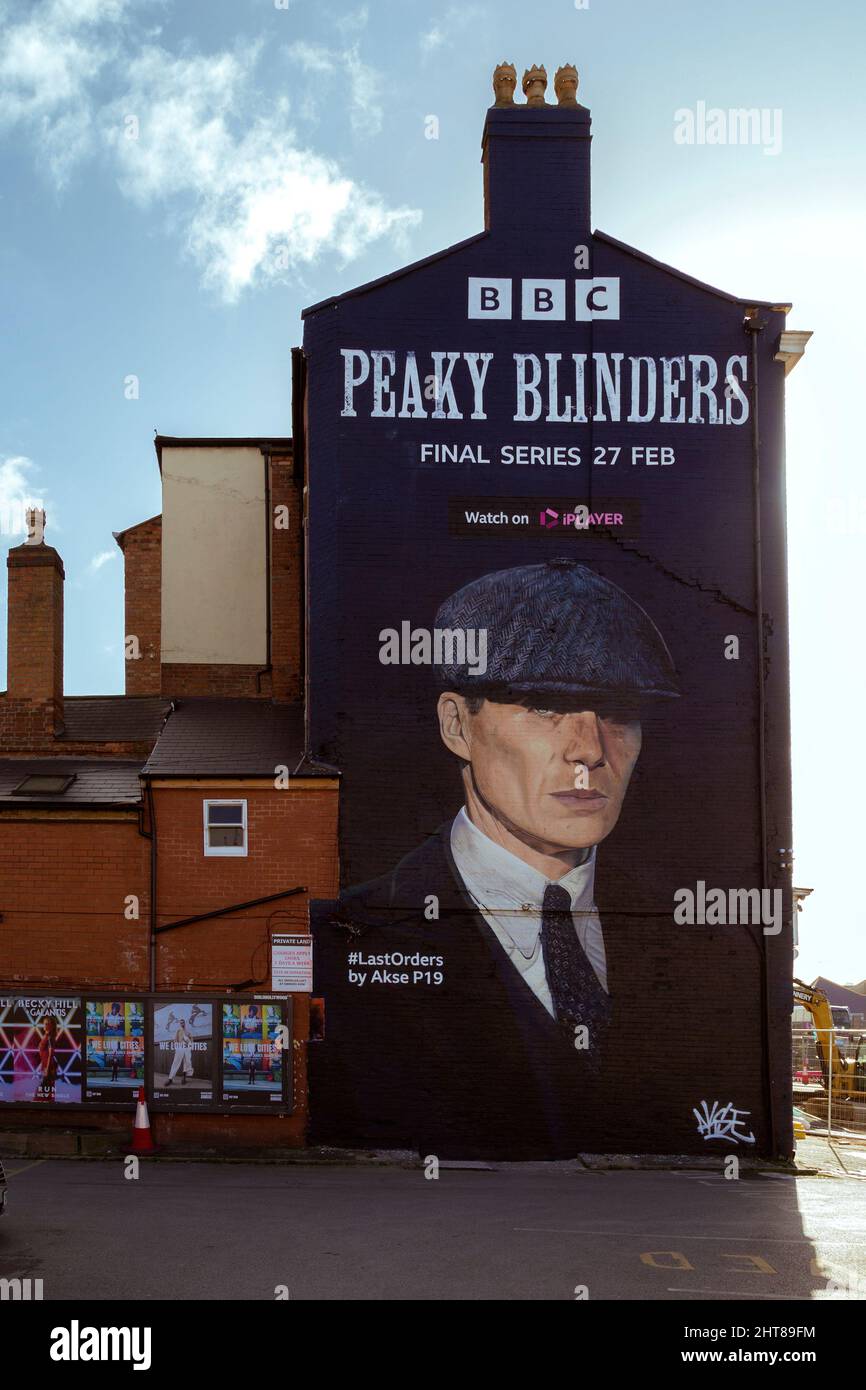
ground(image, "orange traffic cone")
xmin=132 ymin=1086 xmax=156 ymax=1154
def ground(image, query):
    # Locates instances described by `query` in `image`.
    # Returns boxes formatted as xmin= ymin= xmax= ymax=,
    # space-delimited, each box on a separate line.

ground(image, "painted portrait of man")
xmin=310 ymin=558 xmax=682 ymax=1158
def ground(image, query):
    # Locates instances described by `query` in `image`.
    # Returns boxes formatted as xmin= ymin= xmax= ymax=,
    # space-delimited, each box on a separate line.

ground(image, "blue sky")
xmin=1 ymin=0 xmax=864 ymax=980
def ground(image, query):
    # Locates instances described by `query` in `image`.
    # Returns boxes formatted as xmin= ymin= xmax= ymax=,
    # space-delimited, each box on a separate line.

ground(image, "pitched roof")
xmin=811 ymin=978 xmax=866 ymax=1014
xmin=301 ymin=226 xmax=790 ymax=319
xmin=0 ymin=758 xmax=143 ymax=807
xmin=113 ymin=514 xmax=161 ymax=548
xmin=302 ymin=231 xmax=489 ymax=317
xmin=593 ymin=231 xmax=791 ymax=311
xmin=142 ymin=698 xmax=337 ymax=777
xmin=60 ymin=696 xmax=171 ymax=743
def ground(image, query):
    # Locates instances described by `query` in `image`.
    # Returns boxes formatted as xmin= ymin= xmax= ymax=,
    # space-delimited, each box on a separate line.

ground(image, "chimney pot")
xmin=482 ymin=66 xmax=592 ymax=235
xmin=522 ymin=65 xmax=549 ymax=106
xmin=554 ymin=64 xmax=580 ymax=107
xmin=25 ymin=506 xmax=46 ymax=545
xmin=492 ymin=62 xmax=517 ymax=108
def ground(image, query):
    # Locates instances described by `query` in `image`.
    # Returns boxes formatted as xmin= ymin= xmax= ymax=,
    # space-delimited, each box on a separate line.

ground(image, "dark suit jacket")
xmin=309 ymin=823 xmax=766 ymax=1159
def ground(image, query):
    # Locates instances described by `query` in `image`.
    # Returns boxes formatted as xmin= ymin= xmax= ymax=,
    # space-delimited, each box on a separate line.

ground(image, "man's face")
xmin=441 ymin=694 xmax=642 ymax=853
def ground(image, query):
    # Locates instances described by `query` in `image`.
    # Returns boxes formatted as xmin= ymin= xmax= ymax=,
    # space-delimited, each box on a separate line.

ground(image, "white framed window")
xmin=203 ymin=799 xmax=247 ymax=857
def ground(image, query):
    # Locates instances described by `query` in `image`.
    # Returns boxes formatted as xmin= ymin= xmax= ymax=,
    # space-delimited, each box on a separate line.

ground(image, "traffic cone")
xmin=132 ymin=1086 xmax=156 ymax=1154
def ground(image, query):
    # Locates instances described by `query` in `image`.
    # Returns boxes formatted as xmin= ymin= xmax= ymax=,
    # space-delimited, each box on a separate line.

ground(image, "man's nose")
xmin=561 ymin=711 xmax=605 ymax=767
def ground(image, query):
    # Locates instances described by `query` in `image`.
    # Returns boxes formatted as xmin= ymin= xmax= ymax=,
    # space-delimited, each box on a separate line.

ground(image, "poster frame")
xmin=0 ymin=992 xmax=294 ymax=1115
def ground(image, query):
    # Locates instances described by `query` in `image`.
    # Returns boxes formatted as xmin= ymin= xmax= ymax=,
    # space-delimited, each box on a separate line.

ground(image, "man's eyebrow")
xmin=518 ymin=696 xmax=641 ymax=717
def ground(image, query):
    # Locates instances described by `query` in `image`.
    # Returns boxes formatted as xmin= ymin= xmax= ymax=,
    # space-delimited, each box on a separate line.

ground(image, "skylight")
xmin=11 ymin=774 xmax=76 ymax=796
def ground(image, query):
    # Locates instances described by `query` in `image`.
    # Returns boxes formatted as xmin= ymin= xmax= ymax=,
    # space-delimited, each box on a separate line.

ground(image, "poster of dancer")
xmin=151 ymin=1000 xmax=215 ymax=1107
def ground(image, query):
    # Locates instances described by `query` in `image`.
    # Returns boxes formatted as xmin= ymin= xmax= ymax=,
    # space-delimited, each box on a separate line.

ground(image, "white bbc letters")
xmin=468 ymin=277 xmax=620 ymax=322
xmin=468 ymin=278 xmax=512 ymax=319
xmin=574 ymin=277 xmax=620 ymax=321
xmin=521 ymin=279 xmax=566 ymax=320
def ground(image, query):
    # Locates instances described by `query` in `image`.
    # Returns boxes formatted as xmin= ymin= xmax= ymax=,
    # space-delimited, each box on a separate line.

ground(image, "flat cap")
xmin=433 ymin=558 xmax=680 ymax=702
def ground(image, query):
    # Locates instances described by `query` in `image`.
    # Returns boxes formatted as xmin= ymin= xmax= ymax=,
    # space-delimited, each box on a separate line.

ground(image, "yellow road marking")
xmin=3 ymin=1158 xmax=47 ymax=1177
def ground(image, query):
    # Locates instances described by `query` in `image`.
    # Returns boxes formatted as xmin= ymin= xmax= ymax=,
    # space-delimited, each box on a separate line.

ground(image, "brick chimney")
xmin=482 ymin=62 xmax=592 ymax=238
xmin=5 ymin=508 xmax=64 ymax=734
xmin=114 ymin=514 xmax=162 ymax=695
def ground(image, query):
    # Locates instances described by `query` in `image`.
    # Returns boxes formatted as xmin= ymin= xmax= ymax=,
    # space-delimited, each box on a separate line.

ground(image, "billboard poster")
xmin=0 ymin=996 xmax=82 ymax=1104
xmin=84 ymin=1000 xmax=145 ymax=1103
xmin=151 ymin=1001 xmax=215 ymax=1106
xmin=303 ymin=89 xmax=793 ymax=1158
xmin=221 ymin=1003 xmax=285 ymax=1105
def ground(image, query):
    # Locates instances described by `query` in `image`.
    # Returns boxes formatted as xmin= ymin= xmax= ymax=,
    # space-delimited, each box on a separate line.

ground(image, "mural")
xmin=303 ymin=80 xmax=793 ymax=1158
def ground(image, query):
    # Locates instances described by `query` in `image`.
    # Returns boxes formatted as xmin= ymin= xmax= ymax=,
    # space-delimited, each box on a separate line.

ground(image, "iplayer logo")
xmin=538 ymin=507 xmax=616 ymax=529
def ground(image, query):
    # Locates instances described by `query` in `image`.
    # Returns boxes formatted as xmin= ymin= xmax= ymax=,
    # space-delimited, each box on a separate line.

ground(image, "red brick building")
xmin=0 ymin=438 xmax=339 ymax=1149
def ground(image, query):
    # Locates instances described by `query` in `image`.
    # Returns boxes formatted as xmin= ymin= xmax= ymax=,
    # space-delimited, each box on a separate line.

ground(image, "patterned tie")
xmin=540 ymin=883 xmax=611 ymax=1047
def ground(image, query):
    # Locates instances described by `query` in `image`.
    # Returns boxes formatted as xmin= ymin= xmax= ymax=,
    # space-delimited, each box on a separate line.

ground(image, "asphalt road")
xmin=1 ymin=1159 xmax=864 ymax=1301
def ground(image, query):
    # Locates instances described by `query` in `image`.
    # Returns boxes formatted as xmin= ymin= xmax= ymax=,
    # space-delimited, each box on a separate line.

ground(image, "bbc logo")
xmin=468 ymin=277 xmax=620 ymax=322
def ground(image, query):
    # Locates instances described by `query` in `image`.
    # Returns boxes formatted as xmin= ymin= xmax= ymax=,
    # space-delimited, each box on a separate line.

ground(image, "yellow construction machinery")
xmin=793 ymin=979 xmax=866 ymax=1102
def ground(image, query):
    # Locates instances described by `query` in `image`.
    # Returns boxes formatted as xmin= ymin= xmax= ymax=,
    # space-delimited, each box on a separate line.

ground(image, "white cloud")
xmin=0 ymin=455 xmax=47 ymax=538
xmin=0 ymin=0 xmax=136 ymax=186
xmin=105 ymin=44 xmax=418 ymax=302
xmin=420 ymin=27 xmax=446 ymax=55
xmin=419 ymin=6 xmax=481 ymax=60
xmin=88 ymin=549 xmax=117 ymax=573
xmin=346 ymin=50 xmax=382 ymax=136
xmin=335 ymin=6 xmax=370 ymax=38
xmin=287 ymin=41 xmax=337 ymax=76
xmin=284 ymin=39 xmax=384 ymax=136
xmin=0 ymin=4 xmax=419 ymax=301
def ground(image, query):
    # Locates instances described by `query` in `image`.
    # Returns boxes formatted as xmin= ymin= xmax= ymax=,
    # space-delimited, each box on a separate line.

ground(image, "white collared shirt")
xmin=450 ymin=807 xmax=608 ymax=1016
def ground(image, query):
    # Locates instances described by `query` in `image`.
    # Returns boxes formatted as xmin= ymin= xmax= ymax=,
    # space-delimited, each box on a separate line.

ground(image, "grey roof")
xmin=60 ymin=697 xmax=171 ymax=743
xmin=0 ymin=759 xmax=143 ymax=807
xmin=811 ymin=978 xmax=866 ymax=1014
xmin=142 ymin=699 xmax=337 ymax=777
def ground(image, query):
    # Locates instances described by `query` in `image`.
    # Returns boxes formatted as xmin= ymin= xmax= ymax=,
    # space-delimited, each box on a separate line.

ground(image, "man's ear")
xmin=437 ymin=692 xmax=473 ymax=761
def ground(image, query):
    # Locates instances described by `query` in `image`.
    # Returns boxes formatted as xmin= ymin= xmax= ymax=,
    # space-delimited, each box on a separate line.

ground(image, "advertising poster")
xmin=304 ymin=95 xmax=792 ymax=1158
xmin=151 ymin=1001 xmax=215 ymax=1106
xmin=84 ymin=1000 xmax=145 ymax=1102
xmin=0 ymin=996 xmax=82 ymax=1104
xmin=221 ymin=1003 xmax=284 ymax=1105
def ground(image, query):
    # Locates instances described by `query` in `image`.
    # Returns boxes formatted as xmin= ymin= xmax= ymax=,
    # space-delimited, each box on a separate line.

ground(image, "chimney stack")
xmin=6 ymin=508 xmax=64 ymax=733
xmin=482 ymin=62 xmax=591 ymax=237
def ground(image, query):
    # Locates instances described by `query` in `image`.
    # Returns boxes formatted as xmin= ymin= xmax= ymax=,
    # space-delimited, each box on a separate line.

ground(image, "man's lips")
xmin=551 ymin=789 xmax=608 ymax=806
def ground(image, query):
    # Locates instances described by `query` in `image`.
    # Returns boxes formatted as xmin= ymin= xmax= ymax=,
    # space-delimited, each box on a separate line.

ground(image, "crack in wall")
xmin=597 ymin=528 xmax=756 ymax=616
